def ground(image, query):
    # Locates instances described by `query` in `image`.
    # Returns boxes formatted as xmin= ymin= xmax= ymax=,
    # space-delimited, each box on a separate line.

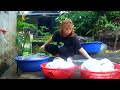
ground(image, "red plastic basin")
xmin=78 ymin=63 xmax=120 ymax=79
xmin=40 ymin=62 xmax=77 ymax=79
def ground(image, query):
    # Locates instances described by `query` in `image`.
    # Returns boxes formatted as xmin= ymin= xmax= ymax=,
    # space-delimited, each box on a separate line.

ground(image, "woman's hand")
xmin=39 ymin=37 xmax=52 ymax=51
xmin=79 ymin=47 xmax=92 ymax=59
xmin=39 ymin=45 xmax=45 ymax=50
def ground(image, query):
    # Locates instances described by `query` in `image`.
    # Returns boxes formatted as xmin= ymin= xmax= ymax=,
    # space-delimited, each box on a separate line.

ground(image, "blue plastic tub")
xmin=14 ymin=53 xmax=50 ymax=72
xmin=81 ymin=41 xmax=102 ymax=54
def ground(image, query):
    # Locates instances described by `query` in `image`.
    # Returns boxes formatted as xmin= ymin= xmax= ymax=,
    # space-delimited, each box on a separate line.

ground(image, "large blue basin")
xmin=14 ymin=53 xmax=50 ymax=72
xmin=81 ymin=41 xmax=102 ymax=54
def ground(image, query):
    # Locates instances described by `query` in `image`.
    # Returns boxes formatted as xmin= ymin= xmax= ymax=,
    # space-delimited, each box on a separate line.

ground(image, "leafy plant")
xmin=17 ymin=16 xmax=37 ymax=32
xmin=55 ymin=11 xmax=100 ymax=36
xmin=94 ymin=14 xmax=120 ymax=50
xmin=104 ymin=21 xmax=120 ymax=50
xmin=17 ymin=21 xmax=37 ymax=31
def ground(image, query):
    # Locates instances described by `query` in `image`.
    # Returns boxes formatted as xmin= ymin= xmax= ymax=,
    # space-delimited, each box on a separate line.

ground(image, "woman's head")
xmin=60 ymin=18 xmax=75 ymax=37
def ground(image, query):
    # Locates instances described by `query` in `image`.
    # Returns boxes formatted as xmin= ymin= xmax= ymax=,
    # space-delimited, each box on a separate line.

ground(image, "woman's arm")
xmin=43 ymin=37 xmax=52 ymax=46
xmin=79 ymin=47 xmax=92 ymax=59
xmin=39 ymin=37 xmax=52 ymax=50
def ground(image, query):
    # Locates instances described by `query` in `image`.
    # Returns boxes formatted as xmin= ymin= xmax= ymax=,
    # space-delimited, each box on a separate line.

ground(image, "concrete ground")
xmin=1 ymin=51 xmax=120 ymax=79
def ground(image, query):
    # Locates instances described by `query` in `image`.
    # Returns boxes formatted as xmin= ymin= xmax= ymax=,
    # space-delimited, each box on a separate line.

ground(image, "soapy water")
xmin=18 ymin=53 xmax=48 ymax=60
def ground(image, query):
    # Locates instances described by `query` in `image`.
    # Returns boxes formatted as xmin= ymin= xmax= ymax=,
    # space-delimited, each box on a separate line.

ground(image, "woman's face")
xmin=63 ymin=25 xmax=72 ymax=36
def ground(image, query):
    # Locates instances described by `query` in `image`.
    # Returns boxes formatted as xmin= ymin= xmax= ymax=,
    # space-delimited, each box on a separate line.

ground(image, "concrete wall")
xmin=0 ymin=11 xmax=18 ymax=76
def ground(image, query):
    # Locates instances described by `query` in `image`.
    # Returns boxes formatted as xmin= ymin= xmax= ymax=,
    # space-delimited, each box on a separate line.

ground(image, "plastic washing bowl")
xmin=81 ymin=41 xmax=102 ymax=54
xmin=14 ymin=54 xmax=50 ymax=72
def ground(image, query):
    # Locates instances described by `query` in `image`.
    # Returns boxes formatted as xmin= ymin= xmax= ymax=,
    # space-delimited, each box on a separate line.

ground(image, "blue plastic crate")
xmin=81 ymin=41 xmax=102 ymax=54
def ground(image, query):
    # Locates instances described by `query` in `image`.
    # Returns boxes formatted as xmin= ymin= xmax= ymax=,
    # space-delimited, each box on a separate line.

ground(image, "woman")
xmin=40 ymin=18 xmax=92 ymax=59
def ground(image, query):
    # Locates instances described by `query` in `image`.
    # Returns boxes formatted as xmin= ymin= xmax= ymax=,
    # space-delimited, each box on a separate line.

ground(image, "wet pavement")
xmin=1 ymin=51 xmax=120 ymax=79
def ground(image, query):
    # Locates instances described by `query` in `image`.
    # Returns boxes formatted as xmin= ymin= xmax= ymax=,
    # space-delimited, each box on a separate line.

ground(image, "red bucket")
xmin=40 ymin=62 xmax=77 ymax=79
xmin=78 ymin=63 xmax=120 ymax=79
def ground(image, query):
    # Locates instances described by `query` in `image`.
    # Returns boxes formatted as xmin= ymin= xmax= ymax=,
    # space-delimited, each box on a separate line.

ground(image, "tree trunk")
xmin=114 ymin=31 xmax=120 ymax=51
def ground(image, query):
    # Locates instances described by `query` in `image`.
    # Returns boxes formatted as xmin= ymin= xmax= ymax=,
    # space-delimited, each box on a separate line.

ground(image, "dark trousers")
xmin=45 ymin=44 xmax=79 ymax=59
